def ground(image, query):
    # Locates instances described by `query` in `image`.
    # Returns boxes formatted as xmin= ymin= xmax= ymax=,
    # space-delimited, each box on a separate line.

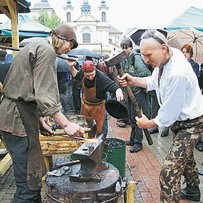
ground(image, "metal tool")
xmin=55 ymin=160 xmax=80 ymax=169
xmin=69 ymin=134 xmax=108 ymax=182
xmin=105 ymin=51 xmax=153 ymax=145
xmin=45 ymin=134 xmax=122 ymax=202
xmin=85 ymin=118 xmax=97 ymax=138
xmin=0 ymin=45 xmax=78 ymax=62
xmin=53 ymin=133 xmax=86 ymax=140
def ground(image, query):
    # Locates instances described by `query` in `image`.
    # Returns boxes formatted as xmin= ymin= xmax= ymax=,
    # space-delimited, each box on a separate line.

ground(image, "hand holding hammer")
xmin=105 ymin=51 xmax=153 ymax=145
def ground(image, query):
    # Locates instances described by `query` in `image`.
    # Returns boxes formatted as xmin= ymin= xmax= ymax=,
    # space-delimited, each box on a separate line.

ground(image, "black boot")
xmin=180 ymin=185 xmax=201 ymax=202
xmin=149 ymin=127 xmax=159 ymax=134
xmin=160 ymin=127 xmax=169 ymax=137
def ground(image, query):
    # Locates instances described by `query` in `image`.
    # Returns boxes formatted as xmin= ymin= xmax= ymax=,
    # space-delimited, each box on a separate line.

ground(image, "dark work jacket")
xmin=75 ymin=69 xmax=120 ymax=100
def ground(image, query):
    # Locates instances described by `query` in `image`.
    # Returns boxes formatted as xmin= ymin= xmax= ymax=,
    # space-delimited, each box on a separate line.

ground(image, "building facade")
xmin=31 ymin=0 xmax=123 ymax=55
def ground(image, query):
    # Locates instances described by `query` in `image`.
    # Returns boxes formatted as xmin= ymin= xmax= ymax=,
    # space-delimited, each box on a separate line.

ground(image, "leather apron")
xmin=80 ymin=80 xmax=105 ymax=134
xmin=15 ymin=99 xmax=47 ymax=190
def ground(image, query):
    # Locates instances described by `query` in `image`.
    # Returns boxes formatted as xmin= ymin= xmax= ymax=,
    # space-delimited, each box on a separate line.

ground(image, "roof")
xmin=0 ymin=0 xmax=31 ymax=14
xmin=31 ymin=0 xmax=52 ymax=10
xmin=166 ymin=6 xmax=203 ymax=32
xmin=0 ymin=14 xmax=51 ymax=37
xmin=109 ymin=25 xmax=122 ymax=34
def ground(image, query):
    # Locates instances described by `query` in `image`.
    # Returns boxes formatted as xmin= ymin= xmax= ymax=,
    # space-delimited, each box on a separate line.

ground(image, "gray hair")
xmin=140 ymin=29 xmax=168 ymax=45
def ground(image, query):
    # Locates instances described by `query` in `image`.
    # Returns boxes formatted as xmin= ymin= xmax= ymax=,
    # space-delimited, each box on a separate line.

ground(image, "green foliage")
xmin=34 ymin=10 xmax=64 ymax=29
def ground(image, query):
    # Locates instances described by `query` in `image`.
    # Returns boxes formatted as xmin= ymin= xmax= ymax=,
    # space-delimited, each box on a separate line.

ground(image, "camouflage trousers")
xmin=160 ymin=115 xmax=203 ymax=203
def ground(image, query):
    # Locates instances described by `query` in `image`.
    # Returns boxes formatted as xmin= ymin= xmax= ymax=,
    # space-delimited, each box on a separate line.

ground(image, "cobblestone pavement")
xmin=0 ymin=116 xmax=202 ymax=203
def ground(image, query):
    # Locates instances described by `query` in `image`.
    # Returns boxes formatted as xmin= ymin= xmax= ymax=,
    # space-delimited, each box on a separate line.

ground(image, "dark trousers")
xmin=148 ymin=90 xmax=160 ymax=119
xmin=72 ymin=86 xmax=81 ymax=114
xmin=128 ymin=90 xmax=150 ymax=145
xmin=59 ymin=81 xmax=74 ymax=115
xmin=1 ymin=132 xmax=41 ymax=203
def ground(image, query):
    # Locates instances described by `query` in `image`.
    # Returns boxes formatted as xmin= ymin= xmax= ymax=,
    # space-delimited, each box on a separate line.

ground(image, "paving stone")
xmin=2 ymin=193 xmax=12 ymax=200
xmin=0 ymin=117 xmax=202 ymax=203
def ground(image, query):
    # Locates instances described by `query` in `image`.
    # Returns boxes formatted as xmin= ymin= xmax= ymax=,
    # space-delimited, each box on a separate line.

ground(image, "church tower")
xmin=98 ymin=0 xmax=109 ymax=22
xmin=81 ymin=0 xmax=91 ymax=15
xmin=64 ymin=0 xmax=73 ymax=22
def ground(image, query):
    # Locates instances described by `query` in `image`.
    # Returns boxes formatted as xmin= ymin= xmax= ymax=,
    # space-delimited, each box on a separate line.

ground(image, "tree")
xmin=34 ymin=10 xmax=64 ymax=29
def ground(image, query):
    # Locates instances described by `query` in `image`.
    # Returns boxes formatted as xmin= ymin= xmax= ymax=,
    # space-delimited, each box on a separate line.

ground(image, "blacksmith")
xmin=0 ymin=23 xmax=84 ymax=203
xmin=68 ymin=60 xmax=124 ymax=137
xmin=117 ymin=30 xmax=203 ymax=202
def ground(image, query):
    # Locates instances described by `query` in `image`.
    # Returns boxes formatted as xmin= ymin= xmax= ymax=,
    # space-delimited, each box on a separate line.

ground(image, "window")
xmin=102 ymin=12 xmax=106 ymax=22
xmin=83 ymin=33 xmax=91 ymax=43
xmin=66 ymin=12 xmax=71 ymax=22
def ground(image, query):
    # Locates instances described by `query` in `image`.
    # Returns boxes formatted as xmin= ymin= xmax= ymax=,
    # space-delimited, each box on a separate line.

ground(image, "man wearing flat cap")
xmin=68 ymin=60 xmax=124 ymax=137
xmin=0 ymin=23 xmax=84 ymax=203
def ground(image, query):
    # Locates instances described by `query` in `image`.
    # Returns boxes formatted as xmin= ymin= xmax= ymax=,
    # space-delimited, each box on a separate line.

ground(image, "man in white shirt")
xmin=117 ymin=30 xmax=203 ymax=202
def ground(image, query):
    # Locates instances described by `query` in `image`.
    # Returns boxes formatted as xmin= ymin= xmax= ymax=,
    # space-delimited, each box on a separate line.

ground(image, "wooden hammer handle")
xmin=117 ymin=67 xmax=153 ymax=145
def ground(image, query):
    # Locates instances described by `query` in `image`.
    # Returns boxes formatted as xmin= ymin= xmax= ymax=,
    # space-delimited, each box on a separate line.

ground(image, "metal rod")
xmin=0 ymin=45 xmax=19 ymax=51
xmin=53 ymin=133 xmax=87 ymax=140
xmin=0 ymin=45 xmax=77 ymax=61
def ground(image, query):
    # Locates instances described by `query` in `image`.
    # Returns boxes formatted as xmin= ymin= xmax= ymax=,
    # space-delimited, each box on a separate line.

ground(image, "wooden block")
xmin=0 ymin=153 xmax=12 ymax=177
xmin=39 ymin=134 xmax=84 ymax=156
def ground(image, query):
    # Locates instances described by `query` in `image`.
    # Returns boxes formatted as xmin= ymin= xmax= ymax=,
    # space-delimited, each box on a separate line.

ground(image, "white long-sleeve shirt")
xmin=146 ymin=48 xmax=203 ymax=128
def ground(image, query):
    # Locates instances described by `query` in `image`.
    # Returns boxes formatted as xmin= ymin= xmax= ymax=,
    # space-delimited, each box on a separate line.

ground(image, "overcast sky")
xmin=29 ymin=0 xmax=203 ymax=32
xmin=2 ymin=0 xmax=203 ymax=32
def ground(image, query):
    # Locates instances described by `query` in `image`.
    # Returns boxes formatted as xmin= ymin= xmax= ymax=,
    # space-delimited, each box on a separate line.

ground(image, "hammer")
xmin=105 ymin=51 xmax=153 ymax=145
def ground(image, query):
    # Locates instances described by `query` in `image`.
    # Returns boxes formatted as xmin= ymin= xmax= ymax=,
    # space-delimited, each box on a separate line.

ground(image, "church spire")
xmin=66 ymin=0 xmax=73 ymax=10
xmin=99 ymin=0 xmax=109 ymax=22
xmin=81 ymin=0 xmax=91 ymax=15
xmin=64 ymin=0 xmax=73 ymax=22
xmin=99 ymin=0 xmax=108 ymax=9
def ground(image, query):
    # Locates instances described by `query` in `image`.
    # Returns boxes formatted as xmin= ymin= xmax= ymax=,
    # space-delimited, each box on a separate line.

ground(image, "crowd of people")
xmin=0 ymin=24 xmax=203 ymax=202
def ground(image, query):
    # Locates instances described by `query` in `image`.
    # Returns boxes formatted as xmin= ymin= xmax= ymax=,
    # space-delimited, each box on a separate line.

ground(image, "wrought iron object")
xmin=45 ymin=134 xmax=126 ymax=202
xmin=69 ymin=134 xmax=108 ymax=182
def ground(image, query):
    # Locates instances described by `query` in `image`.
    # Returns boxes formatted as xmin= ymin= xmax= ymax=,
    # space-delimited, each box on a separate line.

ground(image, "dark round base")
xmin=46 ymin=162 xmax=120 ymax=202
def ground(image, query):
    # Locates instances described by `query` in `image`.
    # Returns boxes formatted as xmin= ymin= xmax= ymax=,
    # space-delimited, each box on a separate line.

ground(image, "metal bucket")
xmin=103 ymin=138 xmax=126 ymax=178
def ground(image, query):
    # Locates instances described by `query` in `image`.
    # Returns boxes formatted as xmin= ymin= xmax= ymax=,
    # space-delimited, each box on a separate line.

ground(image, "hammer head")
xmin=85 ymin=118 xmax=97 ymax=138
xmin=105 ymin=51 xmax=127 ymax=67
